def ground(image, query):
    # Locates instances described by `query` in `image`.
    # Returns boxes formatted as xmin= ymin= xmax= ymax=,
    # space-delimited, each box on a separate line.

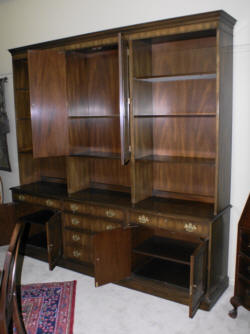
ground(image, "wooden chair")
xmin=0 ymin=222 xmax=27 ymax=334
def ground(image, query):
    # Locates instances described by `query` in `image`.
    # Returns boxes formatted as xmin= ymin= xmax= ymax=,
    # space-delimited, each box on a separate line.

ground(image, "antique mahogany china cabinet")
xmin=8 ymin=10 xmax=235 ymax=317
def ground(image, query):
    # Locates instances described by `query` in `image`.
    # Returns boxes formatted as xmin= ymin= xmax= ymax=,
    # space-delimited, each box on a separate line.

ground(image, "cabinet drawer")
xmin=64 ymin=201 xmax=124 ymax=221
xmin=130 ymin=212 xmax=209 ymax=237
xmin=64 ymin=213 xmax=121 ymax=232
xmin=63 ymin=230 xmax=93 ymax=263
xmin=13 ymin=192 xmax=61 ymax=210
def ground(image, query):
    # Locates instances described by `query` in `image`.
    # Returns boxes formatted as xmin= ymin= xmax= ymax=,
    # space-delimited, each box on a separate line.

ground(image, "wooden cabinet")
xmin=229 ymin=194 xmax=250 ymax=318
xmin=9 ymin=10 xmax=236 ymax=317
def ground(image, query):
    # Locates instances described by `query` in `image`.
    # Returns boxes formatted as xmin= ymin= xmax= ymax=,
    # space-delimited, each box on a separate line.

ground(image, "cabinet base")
xmin=200 ymin=276 xmax=229 ymax=310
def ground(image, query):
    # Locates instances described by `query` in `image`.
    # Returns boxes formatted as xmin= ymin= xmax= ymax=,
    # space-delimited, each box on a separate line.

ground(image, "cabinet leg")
xmin=228 ymin=296 xmax=240 ymax=319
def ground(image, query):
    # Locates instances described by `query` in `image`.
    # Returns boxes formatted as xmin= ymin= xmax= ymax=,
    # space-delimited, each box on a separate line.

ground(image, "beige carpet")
xmin=0 ymin=246 xmax=249 ymax=334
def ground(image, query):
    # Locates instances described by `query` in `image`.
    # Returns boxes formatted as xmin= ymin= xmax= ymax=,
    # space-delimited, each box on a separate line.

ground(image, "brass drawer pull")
xmin=106 ymin=209 xmax=116 ymax=218
xmin=138 ymin=215 xmax=150 ymax=224
xmin=46 ymin=199 xmax=54 ymax=207
xmin=184 ymin=223 xmax=197 ymax=233
xmin=71 ymin=218 xmax=80 ymax=226
xmin=70 ymin=203 xmax=79 ymax=212
xmin=72 ymin=234 xmax=80 ymax=242
xmin=73 ymin=249 xmax=81 ymax=258
xmin=106 ymin=225 xmax=114 ymax=230
xmin=18 ymin=194 xmax=25 ymax=201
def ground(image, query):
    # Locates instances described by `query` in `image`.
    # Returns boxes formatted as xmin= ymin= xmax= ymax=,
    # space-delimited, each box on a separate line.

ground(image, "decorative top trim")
xmin=9 ymin=10 xmax=236 ymax=56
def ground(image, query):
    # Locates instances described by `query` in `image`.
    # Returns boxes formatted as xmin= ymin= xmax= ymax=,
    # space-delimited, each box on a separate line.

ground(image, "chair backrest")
xmin=0 ymin=222 xmax=27 ymax=334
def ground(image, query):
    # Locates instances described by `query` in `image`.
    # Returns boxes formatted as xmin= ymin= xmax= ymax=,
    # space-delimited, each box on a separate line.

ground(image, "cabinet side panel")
xmin=216 ymin=30 xmax=233 ymax=212
xmin=28 ymin=50 xmax=69 ymax=158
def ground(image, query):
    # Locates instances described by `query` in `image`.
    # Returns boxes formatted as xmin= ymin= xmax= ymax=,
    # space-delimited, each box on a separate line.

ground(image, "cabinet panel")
xmin=118 ymin=33 xmax=130 ymax=165
xmin=28 ymin=50 xmax=69 ymax=158
xmin=64 ymin=213 xmax=122 ymax=232
xmin=46 ymin=212 xmax=62 ymax=270
xmin=189 ymin=241 xmax=207 ymax=318
xmin=64 ymin=201 xmax=124 ymax=221
xmin=12 ymin=192 xmax=62 ymax=210
xmin=94 ymin=228 xmax=131 ymax=287
xmin=130 ymin=212 xmax=209 ymax=237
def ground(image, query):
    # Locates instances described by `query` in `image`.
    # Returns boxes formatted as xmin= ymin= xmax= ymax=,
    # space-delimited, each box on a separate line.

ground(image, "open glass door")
xmin=189 ymin=240 xmax=207 ymax=318
xmin=94 ymin=228 xmax=131 ymax=287
xmin=118 ymin=33 xmax=130 ymax=165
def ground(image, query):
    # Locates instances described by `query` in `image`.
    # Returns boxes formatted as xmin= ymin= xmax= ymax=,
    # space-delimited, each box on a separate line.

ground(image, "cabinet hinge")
xmin=128 ymin=97 xmax=131 ymax=105
xmin=127 ymin=49 xmax=130 ymax=56
xmin=129 ymin=145 xmax=131 ymax=152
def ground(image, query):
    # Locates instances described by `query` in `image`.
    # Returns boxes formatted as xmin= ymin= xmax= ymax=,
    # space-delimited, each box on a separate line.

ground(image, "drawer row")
xmin=13 ymin=192 xmax=210 ymax=238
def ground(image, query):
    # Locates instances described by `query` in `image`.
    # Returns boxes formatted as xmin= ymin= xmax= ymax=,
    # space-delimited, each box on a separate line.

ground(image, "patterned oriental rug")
xmin=19 ymin=281 xmax=76 ymax=334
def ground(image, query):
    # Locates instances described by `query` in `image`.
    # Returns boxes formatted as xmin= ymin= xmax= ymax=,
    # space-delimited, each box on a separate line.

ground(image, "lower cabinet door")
xmin=94 ymin=228 xmax=131 ymax=287
xmin=46 ymin=212 xmax=62 ymax=270
xmin=189 ymin=240 xmax=208 ymax=318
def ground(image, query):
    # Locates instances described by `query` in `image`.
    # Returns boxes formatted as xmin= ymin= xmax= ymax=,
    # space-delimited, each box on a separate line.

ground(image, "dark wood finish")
xmin=119 ymin=33 xmax=131 ymax=165
xmin=9 ymin=11 xmax=236 ymax=318
xmin=189 ymin=241 xmax=207 ymax=318
xmin=28 ymin=50 xmax=69 ymax=158
xmin=229 ymin=194 xmax=250 ymax=318
xmin=0 ymin=203 xmax=16 ymax=246
xmin=0 ymin=222 xmax=27 ymax=334
xmin=215 ymin=29 xmax=234 ymax=214
xmin=46 ymin=212 xmax=62 ymax=270
xmin=94 ymin=228 xmax=131 ymax=287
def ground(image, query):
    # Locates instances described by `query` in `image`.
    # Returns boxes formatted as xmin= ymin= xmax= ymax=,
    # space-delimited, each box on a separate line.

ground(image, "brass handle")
xmin=73 ymin=249 xmax=81 ymax=258
xmin=106 ymin=225 xmax=114 ymax=230
xmin=18 ymin=194 xmax=25 ymax=201
xmin=71 ymin=218 xmax=80 ymax=226
xmin=138 ymin=215 xmax=150 ymax=224
xmin=106 ymin=209 xmax=116 ymax=218
xmin=72 ymin=234 xmax=80 ymax=242
xmin=70 ymin=203 xmax=79 ymax=212
xmin=46 ymin=199 xmax=54 ymax=207
xmin=184 ymin=223 xmax=197 ymax=233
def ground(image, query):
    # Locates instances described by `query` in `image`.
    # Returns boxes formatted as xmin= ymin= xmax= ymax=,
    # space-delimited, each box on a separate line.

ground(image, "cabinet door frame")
xmin=46 ymin=211 xmax=62 ymax=270
xmin=94 ymin=227 xmax=131 ymax=287
xmin=189 ymin=240 xmax=208 ymax=318
xmin=118 ymin=33 xmax=130 ymax=165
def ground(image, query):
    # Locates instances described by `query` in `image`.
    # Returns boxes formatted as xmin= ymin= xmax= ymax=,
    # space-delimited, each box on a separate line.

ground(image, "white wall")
xmin=0 ymin=0 xmax=250 ymax=283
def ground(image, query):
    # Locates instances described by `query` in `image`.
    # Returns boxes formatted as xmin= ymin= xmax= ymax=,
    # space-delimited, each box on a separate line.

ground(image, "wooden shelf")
xmin=133 ymin=236 xmax=196 ymax=265
xmin=68 ymin=115 xmax=119 ymax=119
xmin=18 ymin=147 xmax=33 ymax=154
xmin=134 ymin=73 xmax=216 ymax=83
xmin=15 ymin=88 xmax=29 ymax=92
xmin=133 ymin=258 xmax=190 ymax=289
xmin=136 ymin=155 xmax=215 ymax=165
xmin=70 ymin=151 xmax=120 ymax=159
xmin=134 ymin=113 xmax=216 ymax=118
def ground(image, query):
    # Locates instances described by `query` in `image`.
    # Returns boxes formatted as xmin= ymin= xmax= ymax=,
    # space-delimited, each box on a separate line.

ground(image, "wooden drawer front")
xmin=13 ymin=192 xmax=61 ymax=209
xmin=64 ymin=201 xmax=124 ymax=221
xmin=64 ymin=214 xmax=121 ymax=232
xmin=63 ymin=230 xmax=93 ymax=263
xmin=130 ymin=212 xmax=209 ymax=237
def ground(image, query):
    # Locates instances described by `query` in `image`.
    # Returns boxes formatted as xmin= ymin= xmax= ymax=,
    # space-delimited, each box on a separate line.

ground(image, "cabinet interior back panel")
xmin=87 ymin=49 xmax=119 ymax=117
xmin=151 ymin=36 xmax=216 ymax=76
xmin=69 ymin=118 xmax=121 ymax=154
xmin=39 ymin=157 xmax=67 ymax=180
xmin=153 ymin=162 xmax=215 ymax=197
xmin=90 ymin=158 xmax=130 ymax=188
xmin=152 ymin=79 xmax=216 ymax=115
xmin=153 ymin=117 xmax=216 ymax=158
xmin=68 ymin=49 xmax=119 ymax=117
